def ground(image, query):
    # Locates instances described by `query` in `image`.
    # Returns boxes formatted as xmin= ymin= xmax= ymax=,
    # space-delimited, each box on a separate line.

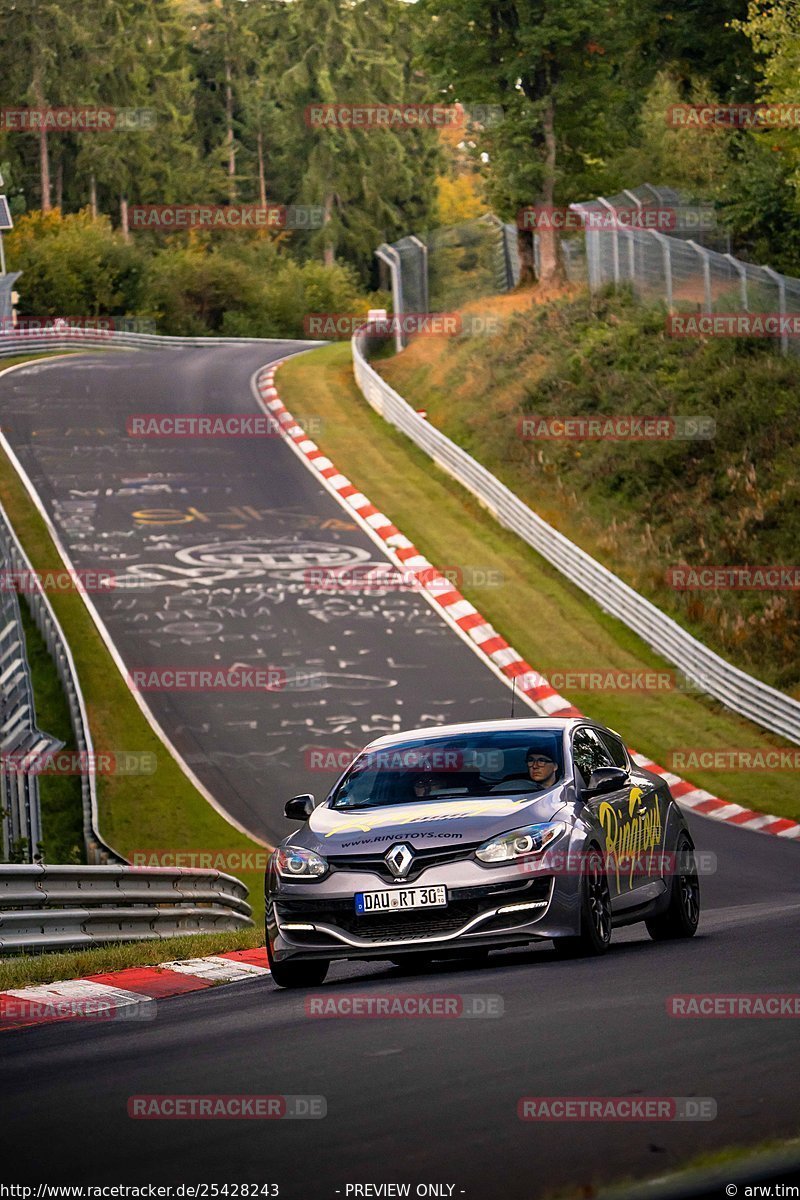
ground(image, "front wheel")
xmin=646 ymin=836 xmax=700 ymax=940
xmin=553 ymin=848 xmax=612 ymax=958
xmin=267 ymin=939 xmax=329 ymax=988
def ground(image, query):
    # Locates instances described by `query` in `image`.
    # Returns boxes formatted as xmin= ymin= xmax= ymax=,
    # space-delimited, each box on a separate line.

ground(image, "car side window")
xmin=572 ymin=727 xmax=614 ymax=786
xmin=595 ymin=729 xmax=629 ymax=770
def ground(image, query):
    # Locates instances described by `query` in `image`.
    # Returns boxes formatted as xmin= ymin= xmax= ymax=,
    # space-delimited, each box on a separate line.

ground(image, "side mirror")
xmin=582 ymin=766 xmax=629 ymax=799
xmin=284 ymin=794 xmax=315 ymax=821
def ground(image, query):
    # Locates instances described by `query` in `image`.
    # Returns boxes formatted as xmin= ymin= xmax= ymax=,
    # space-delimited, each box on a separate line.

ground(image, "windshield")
xmin=330 ymin=730 xmax=564 ymax=810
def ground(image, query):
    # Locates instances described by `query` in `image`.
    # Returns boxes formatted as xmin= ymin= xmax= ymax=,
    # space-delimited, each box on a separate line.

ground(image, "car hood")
xmin=299 ymin=789 xmax=569 ymax=853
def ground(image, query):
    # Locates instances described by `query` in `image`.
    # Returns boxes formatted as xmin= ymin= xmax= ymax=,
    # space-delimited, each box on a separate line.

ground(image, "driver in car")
xmin=489 ymin=747 xmax=559 ymax=793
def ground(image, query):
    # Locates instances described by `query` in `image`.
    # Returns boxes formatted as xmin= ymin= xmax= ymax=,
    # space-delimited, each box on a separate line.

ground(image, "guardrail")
xmin=0 ymin=517 xmax=64 ymax=862
xmin=0 ymin=329 xmax=324 ymax=358
xmin=0 ymin=502 xmax=124 ymax=865
xmin=0 ymin=864 xmax=253 ymax=951
xmin=352 ymin=326 xmax=800 ymax=746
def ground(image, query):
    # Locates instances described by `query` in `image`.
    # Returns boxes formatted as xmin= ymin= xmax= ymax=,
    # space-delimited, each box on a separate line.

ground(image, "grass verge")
xmin=0 ymin=354 xmax=78 ymax=370
xmin=0 ymin=927 xmax=262 ymax=992
xmin=379 ymin=287 xmax=800 ymax=696
xmin=582 ymin=1133 xmax=800 ymax=1199
xmin=276 ymin=343 xmax=800 ymax=820
xmin=17 ymin=602 xmax=84 ymax=863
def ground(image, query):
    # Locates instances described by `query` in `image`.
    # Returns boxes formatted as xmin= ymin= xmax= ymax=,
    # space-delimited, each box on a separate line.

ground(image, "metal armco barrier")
xmin=352 ymin=328 xmax=800 ymax=746
xmin=0 ymin=329 xmax=324 ymax=358
xmin=0 ymin=503 xmax=124 ymax=865
xmin=0 ymin=864 xmax=253 ymax=951
xmin=0 ymin=532 xmax=63 ymax=863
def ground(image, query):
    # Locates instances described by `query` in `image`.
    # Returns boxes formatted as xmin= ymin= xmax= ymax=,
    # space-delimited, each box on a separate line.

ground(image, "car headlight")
xmin=274 ymin=846 xmax=328 ymax=880
xmin=475 ymin=821 xmax=566 ymax=864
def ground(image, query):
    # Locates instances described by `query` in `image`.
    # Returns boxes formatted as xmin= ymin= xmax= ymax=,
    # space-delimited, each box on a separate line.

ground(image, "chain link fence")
xmin=571 ymin=183 xmax=800 ymax=357
xmin=377 ymin=214 xmax=520 ymax=349
xmin=376 ymin=184 xmax=800 ymax=357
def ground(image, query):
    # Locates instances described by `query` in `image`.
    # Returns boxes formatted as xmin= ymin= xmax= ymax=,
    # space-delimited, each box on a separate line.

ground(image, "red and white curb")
xmin=254 ymin=360 xmax=800 ymax=845
xmin=0 ymin=948 xmax=269 ymax=1032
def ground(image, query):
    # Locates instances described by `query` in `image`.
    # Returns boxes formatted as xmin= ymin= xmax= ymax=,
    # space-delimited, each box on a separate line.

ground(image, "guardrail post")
xmin=622 ymin=189 xmax=646 ymax=285
xmin=375 ymin=244 xmax=404 ymax=353
xmin=724 ymin=252 xmax=749 ymax=311
xmin=408 ymin=235 xmax=429 ymax=312
xmin=570 ymin=204 xmax=599 ymax=294
xmin=761 ymin=265 xmax=789 ymax=356
xmin=597 ymin=197 xmax=620 ymax=286
xmin=687 ymin=240 xmax=713 ymax=313
xmin=649 ymin=232 xmax=675 ymax=311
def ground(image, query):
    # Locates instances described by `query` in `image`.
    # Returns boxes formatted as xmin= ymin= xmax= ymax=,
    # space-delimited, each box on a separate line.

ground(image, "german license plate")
xmin=354 ymin=885 xmax=447 ymax=914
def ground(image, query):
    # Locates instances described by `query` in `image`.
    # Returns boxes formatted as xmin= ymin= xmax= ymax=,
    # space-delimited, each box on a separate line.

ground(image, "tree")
xmin=418 ymin=0 xmax=618 ymax=285
xmin=5 ymin=208 xmax=144 ymax=315
xmin=0 ymin=0 xmax=91 ymax=209
xmin=278 ymin=0 xmax=440 ymax=275
xmin=188 ymin=0 xmax=265 ymax=204
xmin=619 ymin=0 xmax=754 ymax=103
xmin=732 ymin=0 xmax=800 ymax=204
xmin=75 ymin=0 xmax=204 ymax=234
xmin=607 ymin=71 xmax=734 ymax=199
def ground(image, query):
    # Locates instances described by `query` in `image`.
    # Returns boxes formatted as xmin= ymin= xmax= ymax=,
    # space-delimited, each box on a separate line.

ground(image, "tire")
xmin=646 ymin=836 xmax=700 ymax=941
xmin=267 ymin=938 xmax=329 ymax=988
xmin=552 ymin=847 xmax=612 ymax=958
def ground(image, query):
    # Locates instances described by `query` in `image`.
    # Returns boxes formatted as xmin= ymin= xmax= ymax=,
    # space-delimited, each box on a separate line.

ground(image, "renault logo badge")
xmin=385 ymin=843 xmax=414 ymax=880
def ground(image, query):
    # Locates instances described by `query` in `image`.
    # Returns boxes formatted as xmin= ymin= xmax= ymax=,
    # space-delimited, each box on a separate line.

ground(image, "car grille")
xmin=326 ymin=842 xmax=481 ymax=884
xmin=276 ymin=878 xmax=551 ymax=943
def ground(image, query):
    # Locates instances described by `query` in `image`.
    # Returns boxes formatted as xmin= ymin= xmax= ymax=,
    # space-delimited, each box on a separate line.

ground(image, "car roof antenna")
xmin=511 ymin=676 xmax=517 ymax=718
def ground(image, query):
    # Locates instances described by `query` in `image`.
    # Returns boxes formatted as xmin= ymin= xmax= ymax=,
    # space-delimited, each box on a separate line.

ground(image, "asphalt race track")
xmin=2 ymin=347 xmax=799 ymax=1196
xmin=0 ymin=345 xmax=518 ymax=844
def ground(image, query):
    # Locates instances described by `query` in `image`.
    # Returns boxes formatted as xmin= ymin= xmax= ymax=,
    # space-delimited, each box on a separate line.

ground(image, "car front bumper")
xmin=266 ymin=861 xmax=583 ymax=962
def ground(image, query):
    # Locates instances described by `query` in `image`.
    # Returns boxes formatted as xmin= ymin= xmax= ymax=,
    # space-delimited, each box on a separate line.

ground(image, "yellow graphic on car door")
xmin=599 ymin=786 xmax=662 ymax=890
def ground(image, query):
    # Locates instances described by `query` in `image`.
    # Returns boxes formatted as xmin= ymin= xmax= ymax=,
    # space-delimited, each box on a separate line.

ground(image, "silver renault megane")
xmin=265 ymin=718 xmax=700 ymax=987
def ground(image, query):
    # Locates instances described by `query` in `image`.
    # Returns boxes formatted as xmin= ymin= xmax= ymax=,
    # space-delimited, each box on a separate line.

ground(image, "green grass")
xmin=0 ymin=353 xmax=82 ymax=370
xmin=0 ymin=927 xmax=263 ymax=991
xmin=276 ymin=343 xmax=800 ymax=821
xmin=17 ymin=602 xmax=84 ymax=863
xmin=379 ymin=288 xmax=800 ymax=696
xmin=578 ymin=1133 xmax=800 ymax=1200
xmin=0 ymin=357 xmax=269 ymax=927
